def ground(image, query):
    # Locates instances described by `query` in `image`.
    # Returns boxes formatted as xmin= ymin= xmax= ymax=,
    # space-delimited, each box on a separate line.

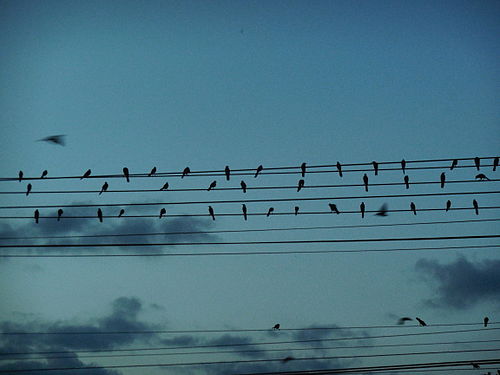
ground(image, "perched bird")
xmin=372 ymin=161 xmax=379 ymax=175
xmin=266 ymin=207 xmax=274 ymax=217
xmin=80 ymin=169 xmax=91 ymax=180
xmin=282 ymin=356 xmax=294 ymax=363
xmin=474 ymin=157 xmax=480 ymax=170
xmin=360 ymin=202 xmax=365 ymax=218
xmin=300 ymin=162 xmax=306 ymax=177
xmin=34 ymin=209 xmax=39 ymax=224
xmin=254 ymin=165 xmax=263 ymax=178
xmin=493 ymin=157 xmax=499 ymax=171
xmin=401 ymin=159 xmax=406 ymax=174
xmin=475 ymin=173 xmax=490 ymax=181
xmin=99 ymin=182 xmax=108 ymax=195
xmin=363 ymin=174 xmax=369 ymax=192
xmin=375 ymin=203 xmax=388 ymax=217
xmin=404 ymin=175 xmax=410 ymax=189
xmin=446 ymin=200 xmax=452 ymax=212
xmin=416 ymin=317 xmax=427 ymax=326
xmin=450 ymin=159 xmax=458 ymax=170
xmin=242 ymin=204 xmax=247 ymax=221
xmin=484 ymin=316 xmax=489 ymax=327
xmin=473 ymin=199 xmax=479 ymax=215
xmin=224 ymin=166 xmax=231 ymax=181
xmin=410 ymin=202 xmax=417 ymax=215
xmin=123 ymin=167 xmax=130 ymax=182
xmin=294 ymin=206 xmax=299 ymax=216
xmin=148 ymin=167 xmax=157 ymax=177
xmin=160 ymin=182 xmax=169 ymax=191
xmin=297 ymin=179 xmax=304 ymax=192
xmin=240 ymin=180 xmax=247 ymax=193
xmin=329 ymin=203 xmax=340 ymax=214
xmin=273 ymin=323 xmax=280 ymax=330
xmin=41 ymin=170 xmax=48 ymax=178
xmin=440 ymin=172 xmax=446 ymax=188
xmin=397 ymin=317 xmax=413 ymax=325
xmin=118 ymin=209 xmax=125 ymax=217
xmin=159 ymin=208 xmax=166 ymax=219
xmin=471 ymin=362 xmax=480 ymax=369
xmin=26 ymin=184 xmax=32 ymax=196
xmin=57 ymin=208 xmax=63 ymax=221
xmin=207 ymin=180 xmax=217 ymax=191
xmin=182 ymin=167 xmax=190 ymax=178
xmin=336 ymin=162 xmax=343 ymax=177
xmin=18 ymin=170 xmax=23 ymax=182
xmin=208 ymin=206 xmax=215 ymax=221
xmin=97 ymin=208 xmax=103 ymax=223
xmin=38 ymin=134 xmax=66 ymax=146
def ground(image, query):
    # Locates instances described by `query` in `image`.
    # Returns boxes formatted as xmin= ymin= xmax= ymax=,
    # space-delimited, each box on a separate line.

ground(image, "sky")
xmin=0 ymin=0 xmax=499 ymax=374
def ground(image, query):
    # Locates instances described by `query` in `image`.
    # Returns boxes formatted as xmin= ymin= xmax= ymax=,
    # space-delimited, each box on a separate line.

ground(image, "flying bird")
xmin=401 ymin=159 xmax=406 ymax=174
xmin=484 ymin=316 xmax=489 ymax=327
xmin=273 ymin=323 xmax=280 ymax=330
xmin=99 ymin=182 xmax=108 ymax=195
xmin=336 ymin=162 xmax=343 ymax=177
xmin=240 ymin=180 xmax=247 ymax=193
xmin=118 ymin=209 xmax=125 ymax=217
xmin=159 ymin=208 xmax=166 ymax=219
xmin=475 ymin=173 xmax=490 ymax=181
xmin=404 ymin=175 xmax=409 ymax=189
xmin=493 ymin=157 xmax=499 ymax=171
xmin=80 ymin=169 xmax=91 ymax=180
xmin=416 ymin=317 xmax=427 ymax=326
xmin=148 ymin=167 xmax=157 ymax=177
xmin=375 ymin=203 xmax=388 ymax=217
xmin=266 ymin=207 xmax=274 ymax=217
xmin=208 ymin=206 xmax=215 ymax=220
xmin=473 ymin=199 xmax=479 ymax=215
xmin=242 ymin=204 xmax=247 ymax=220
xmin=254 ymin=165 xmax=263 ymax=178
xmin=397 ymin=317 xmax=413 ymax=325
xmin=410 ymin=202 xmax=417 ymax=215
xmin=41 ymin=170 xmax=48 ymax=178
xmin=26 ymin=184 xmax=32 ymax=196
xmin=57 ymin=209 xmax=63 ymax=221
xmin=18 ymin=170 xmax=23 ymax=182
xmin=97 ymin=208 xmax=103 ymax=223
xmin=282 ymin=356 xmax=295 ymax=363
xmin=440 ymin=172 xmax=446 ymax=188
xmin=360 ymin=202 xmax=365 ymax=218
xmin=372 ymin=161 xmax=379 ymax=175
xmin=329 ymin=203 xmax=340 ymax=214
xmin=297 ymin=179 xmax=304 ymax=192
xmin=294 ymin=206 xmax=299 ymax=216
xmin=123 ymin=167 xmax=130 ymax=182
xmin=224 ymin=166 xmax=231 ymax=181
xmin=38 ymin=134 xmax=66 ymax=146
xmin=363 ymin=174 xmax=369 ymax=192
xmin=207 ymin=180 xmax=217 ymax=191
xmin=446 ymin=200 xmax=452 ymax=212
xmin=160 ymin=182 xmax=169 ymax=190
xmin=34 ymin=209 xmax=39 ymax=224
xmin=474 ymin=157 xmax=480 ymax=170
xmin=300 ymin=162 xmax=306 ymax=177
xmin=182 ymin=167 xmax=190 ymax=178
xmin=450 ymin=159 xmax=458 ymax=170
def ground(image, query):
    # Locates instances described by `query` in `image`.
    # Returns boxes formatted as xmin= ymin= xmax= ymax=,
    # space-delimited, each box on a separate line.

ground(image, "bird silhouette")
xmin=26 ymin=184 xmax=32 ymax=196
xmin=266 ymin=207 xmax=274 ymax=217
xmin=159 ymin=208 xmax=166 ymax=219
xmin=301 ymin=162 xmax=306 ymax=177
xmin=450 ymin=159 xmax=458 ymax=170
xmin=363 ymin=174 xmax=369 ymax=192
xmin=282 ymin=356 xmax=294 ymax=363
xmin=182 ymin=167 xmax=190 ymax=178
xmin=118 ymin=209 xmax=125 ymax=217
xmin=397 ymin=317 xmax=413 ymax=325
xmin=160 ymin=182 xmax=169 ymax=190
xmin=410 ymin=202 xmax=417 ymax=215
xmin=404 ymin=175 xmax=409 ymax=189
xmin=416 ymin=317 xmax=427 ymax=326
xmin=473 ymin=199 xmax=479 ymax=215
xmin=471 ymin=362 xmax=480 ymax=369
xmin=254 ymin=165 xmax=263 ymax=178
xmin=401 ymin=159 xmax=406 ymax=174
xmin=97 ymin=208 xmax=103 ymax=223
xmin=148 ymin=167 xmax=157 ymax=177
xmin=493 ymin=157 xmax=499 ymax=171
xmin=273 ymin=323 xmax=280 ymax=330
xmin=41 ymin=170 xmax=48 ymax=178
xmin=360 ymin=202 xmax=365 ymax=218
xmin=38 ymin=134 xmax=66 ymax=146
xmin=34 ymin=209 xmax=39 ymax=224
xmin=99 ymin=182 xmax=108 ymax=195
xmin=484 ymin=316 xmax=489 ymax=327
xmin=224 ymin=166 xmax=230 ymax=181
xmin=297 ymin=179 xmax=304 ymax=192
xmin=329 ymin=203 xmax=340 ymax=214
xmin=208 ymin=206 xmax=215 ymax=220
xmin=474 ymin=157 xmax=480 ymax=170
xmin=372 ymin=161 xmax=379 ymax=175
xmin=123 ymin=167 xmax=130 ymax=182
xmin=375 ymin=203 xmax=388 ymax=216
xmin=240 ymin=180 xmax=247 ymax=193
xmin=57 ymin=209 xmax=63 ymax=221
xmin=294 ymin=206 xmax=299 ymax=216
xmin=207 ymin=180 xmax=217 ymax=191
xmin=446 ymin=200 xmax=452 ymax=212
xmin=18 ymin=171 xmax=23 ymax=182
xmin=242 ymin=204 xmax=247 ymax=220
xmin=475 ymin=173 xmax=490 ymax=181
xmin=440 ymin=172 xmax=446 ymax=188
xmin=336 ymin=162 xmax=343 ymax=177
xmin=81 ymin=169 xmax=91 ymax=180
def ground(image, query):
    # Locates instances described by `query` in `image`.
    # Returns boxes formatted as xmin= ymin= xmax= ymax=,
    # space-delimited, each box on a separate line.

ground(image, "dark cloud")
xmin=415 ymin=255 xmax=500 ymax=309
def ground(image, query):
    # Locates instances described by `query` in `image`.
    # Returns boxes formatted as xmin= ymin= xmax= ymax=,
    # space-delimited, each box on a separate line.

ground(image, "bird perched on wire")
xmin=80 ymin=169 xmax=91 ymax=180
xmin=266 ymin=207 xmax=274 ymax=217
xmin=416 ymin=317 xmax=427 ymax=326
xmin=118 ymin=209 xmax=125 ymax=217
xmin=97 ymin=208 xmax=103 ymax=223
xmin=375 ymin=203 xmax=388 ymax=217
xmin=240 ymin=181 xmax=247 ymax=193
xmin=242 ymin=204 xmax=247 ymax=221
xmin=446 ymin=200 xmax=452 ymax=212
xmin=440 ymin=172 xmax=445 ymax=188
xmin=336 ymin=162 xmax=343 ymax=177
xmin=148 ymin=167 xmax=157 ymax=177
xmin=159 ymin=208 xmax=166 ymax=219
xmin=26 ymin=184 xmax=32 ymax=196
xmin=372 ymin=161 xmax=379 ymax=175
xmin=404 ymin=175 xmax=409 ymax=189
xmin=475 ymin=173 xmax=490 ymax=181
xmin=41 ymin=170 xmax=48 ymax=178
xmin=329 ymin=203 xmax=339 ymax=214
xmin=397 ymin=317 xmax=413 ymax=325
xmin=450 ymin=159 xmax=458 ymax=170
xmin=160 ymin=182 xmax=169 ymax=191
xmin=224 ymin=166 xmax=231 ymax=181
xmin=294 ymin=206 xmax=299 ymax=216
xmin=474 ymin=157 xmax=480 ymax=170
xmin=38 ymin=134 xmax=66 ymax=146
xmin=401 ymin=159 xmax=406 ymax=174
xmin=360 ymin=202 xmax=365 ymax=218
xmin=484 ymin=317 xmax=489 ymax=327
xmin=273 ymin=323 xmax=280 ymax=330
xmin=99 ymin=182 xmax=108 ymax=195
xmin=410 ymin=202 xmax=417 ymax=215
xmin=297 ymin=179 xmax=304 ymax=192
xmin=18 ymin=170 xmax=23 ymax=182
xmin=300 ymin=162 xmax=306 ymax=177
xmin=473 ymin=199 xmax=479 ymax=215
xmin=493 ymin=157 xmax=499 ymax=171
xmin=57 ymin=209 xmax=64 ymax=221
xmin=182 ymin=167 xmax=190 ymax=178
xmin=34 ymin=209 xmax=39 ymax=224
xmin=363 ymin=174 xmax=369 ymax=192
xmin=207 ymin=180 xmax=217 ymax=191
xmin=208 ymin=206 xmax=215 ymax=221
xmin=254 ymin=165 xmax=263 ymax=178
xmin=123 ymin=167 xmax=130 ymax=182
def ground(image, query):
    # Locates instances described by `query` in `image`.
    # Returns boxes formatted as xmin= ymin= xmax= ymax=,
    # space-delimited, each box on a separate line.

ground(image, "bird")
xmin=294 ymin=206 xmax=299 ymax=216
xmin=440 ymin=172 xmax=445 ymax=188
xmin=360 ymin=202 xmax=365 ymax=218
xmin=182 ymin=167 xmax=190 ymax=178
xmin=329 ymin=203 xmax=339 ymax=214
xmin=336 ymin=162 xmax=343 ymax=177
xmin=18 ymin=170 xmax=23 ymax=182
xmin=224 ymin=166 xmax=231 ymax=181
xmin=159 ymin=208 xmax=166 ymax=219
xmin=99 ymin=182 xmax=108 ymax=195
xmin=254 ymin=165 xmax=263 ymax=178
xmin=416 ymin=317 xmax=427 ymax=326
xmin=41 ymin=170 xmax=48 ymax=178
xmin=123 ymin=167 xmax=130 ymax=182
xmin=34 ymin=209 xmax=39 ymax=224
xmin=38 ymin=134 xmax=66 ymax=146
xmin=300 ymin=162 xmax=306 ymax=177
xmin=207 ymin=180 xmax=217 ymax=191
xmin=208 ymin=206 xmax=215 ymax=220
xmin=266 ymin=207 xmax=274 ymax=217
xmin=160 ymin=182 xmax=169 ymax=190
xmin=484 ymin=316 xmax=489 ymax=327
xmin=446 ymin=200 xmax=452 ymax=212
xmin=240 ymin=181 xmax=247 ymax=193
xmin=473 ymin=199 xmax=479 ymax=215
xmin=474 ymin=157 xmax=480 ymax=170
xmin=450 ymin=159 xmax=458 ymax=170
xmin=26 ymin=184 xmax=32 ymax=196
xmin=97 ymin=208 xmax=103 ymax=223
xmin=372 ymin=161 xmax=379 ymax=175
xmin=80 ymin=169 xmax=91 ymax=180
xmin=404 ymin=175 xmax=409 ymax=189
xmin=242 ymin=204 xmax=247 ymax=220
xmin=282 ymin=356 xmax=295 ymax=363
xmin=397 ymin=317 xmax=413 ymax=325
xmin=148 ymin=167 xmax=157 ymax=177
xmin=273 ymin=323 xmax=280 ymax=330
xmin=297 ymin=179 xmax=304 ymax=192
xmin=471 ymin=362 xmax=480 ymax=369
xmin=118 ymin=209 xmax=125 ymax=217
xmin=493 ymin=157 xmax=499 ymax=171
xmin=375 ymin=203 xmax=388 ymax=217
xmin=363 ymin=174 xmax=369 ymax=192
xmin=401 ymin=159 xmax=406 ymax=174
xmin=410 ymin=202 xmax=417 ymax=215
xmin=475 ymin=173 xmax=490 ymax=181
xmin=57 ymin=209 xmax=63 ymax=221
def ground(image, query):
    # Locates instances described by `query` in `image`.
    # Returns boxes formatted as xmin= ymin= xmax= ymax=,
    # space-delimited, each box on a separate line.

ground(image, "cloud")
xmin=415 ymin=255 xmax=500 ymax=309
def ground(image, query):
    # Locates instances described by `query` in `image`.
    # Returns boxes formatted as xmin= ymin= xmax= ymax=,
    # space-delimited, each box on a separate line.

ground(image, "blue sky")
xmin=0 ymin=1 xmax=499 ymax=374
